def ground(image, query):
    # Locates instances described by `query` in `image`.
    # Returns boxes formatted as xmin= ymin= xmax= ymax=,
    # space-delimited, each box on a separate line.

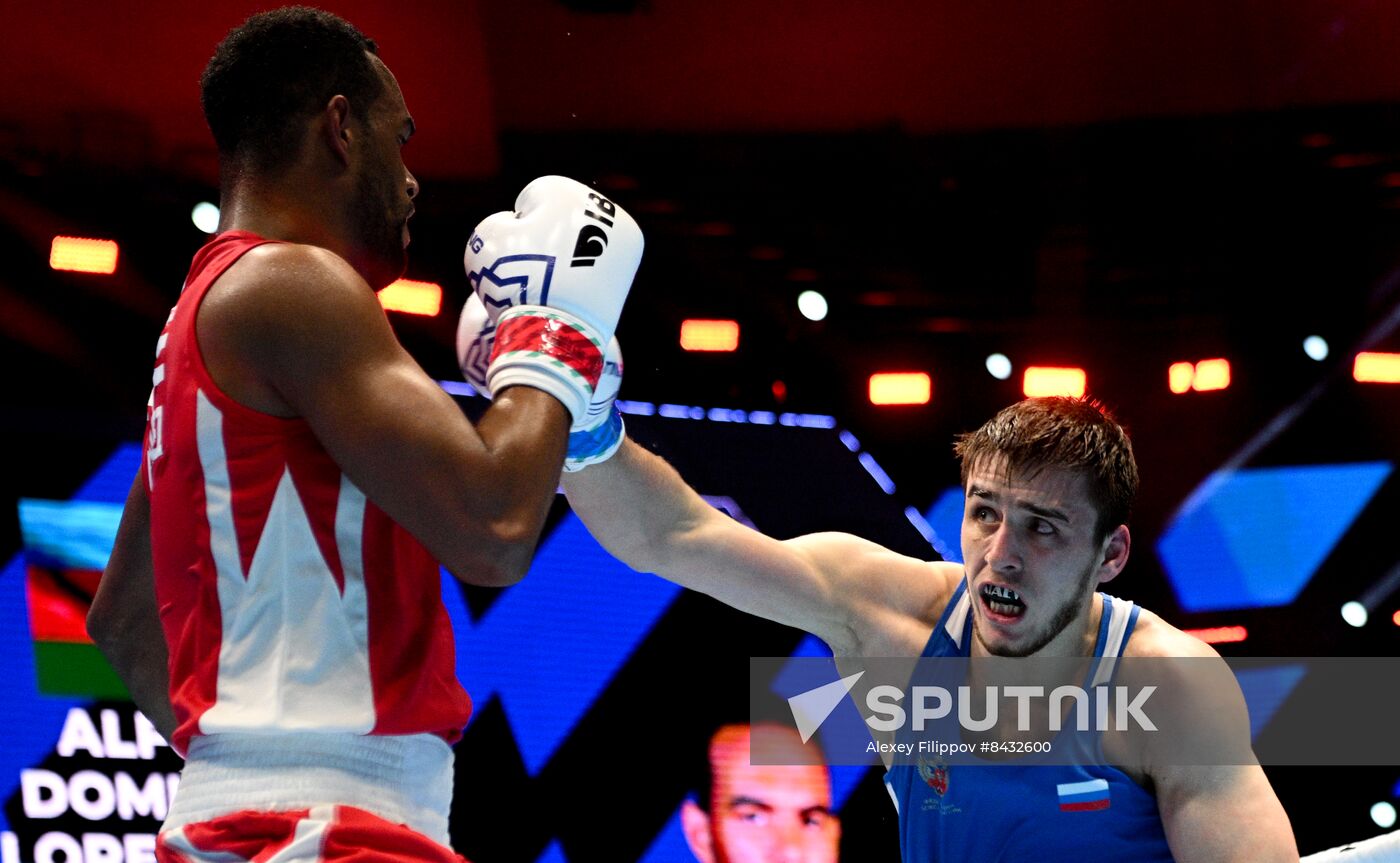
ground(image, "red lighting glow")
xmin=1183 ymin=625 xmax=1249 ymax=644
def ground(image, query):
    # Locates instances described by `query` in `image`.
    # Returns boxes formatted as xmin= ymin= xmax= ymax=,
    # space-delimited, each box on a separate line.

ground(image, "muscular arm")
xmin=562 ymin=437 xmax=955 ymax=653
xmin=1157 ymin=764 xmax=1297 ymax=862
xmin=87 ymin=472 xmax=178 ymax=741
xmin=210 ymin=244 xmax=568 ymax=586
xmin=1141 ymin=634 xmax=1298 ymax=861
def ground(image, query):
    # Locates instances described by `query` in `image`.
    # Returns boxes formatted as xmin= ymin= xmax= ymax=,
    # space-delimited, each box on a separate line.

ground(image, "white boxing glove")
xmin=463 ymin=176 xmax=642 ymax=427
xmin=457 ymin=292 xmax=626 ymax=472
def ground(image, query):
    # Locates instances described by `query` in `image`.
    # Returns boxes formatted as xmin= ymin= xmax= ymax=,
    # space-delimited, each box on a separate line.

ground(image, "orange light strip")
xmin=1169 ymin=358 xmax=1231 ymax=393
xmin=1192 ymin=358 xmax=1231 ymax=392
xmin=869 ymin=372 xmax=932 ymax=406
xmin=1183 ymin=625 xmax=1248 ymax=644
xmin=377 ymin=279 xmax=442 ymax=316
xmin=1023 ymin=366 xmax=1086 ymax=398
xmin=1354 ymin=352 xmax=1400 ymax=383
xmin=1168 ymin=362 xmax=1195 ymax=394
xmin=49 ymin=236 xmax=119 ymax=274
xmin=680 ymin=319 xmax=740 ymax=352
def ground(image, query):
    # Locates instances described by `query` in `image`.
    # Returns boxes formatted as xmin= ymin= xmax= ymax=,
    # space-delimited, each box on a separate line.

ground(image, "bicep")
xmin=670 ymin=517 xmax=859 ymax=645
xmin=1146 ymin=650 xmax=1297 ymax=861
xmin=270 ymin=289 xmax=490 ymax=519
xmin=225 ymin=249 xmax=566 ymax=581
xmin=284 ymin=332 xmax=486 ymax=518
xmin=670 ymin=519 xmax=936 ymax=652
xmin=1157 ymin=765 xmax=1296 ymax=862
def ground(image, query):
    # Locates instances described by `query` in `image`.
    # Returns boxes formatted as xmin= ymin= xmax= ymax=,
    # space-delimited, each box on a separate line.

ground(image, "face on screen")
xmin=683 ymin=724 xmax=840 ymax=863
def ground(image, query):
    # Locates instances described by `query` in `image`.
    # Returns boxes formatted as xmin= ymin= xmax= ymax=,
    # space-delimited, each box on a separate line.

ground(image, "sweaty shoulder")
xmin=213 ymin=242 xmax=368 ymax=312
xmin=198 ymin=242 xmax=387 ymax=417
xmin=1114 ymin=604 xmax=1256 ymax=781
xmin=1122 ymin=606 xmax=1218 ymax=659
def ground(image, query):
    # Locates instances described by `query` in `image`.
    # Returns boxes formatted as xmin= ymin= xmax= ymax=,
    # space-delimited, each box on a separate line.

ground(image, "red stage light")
xmin=1183 ymin=625 xmax=1248 ymax=644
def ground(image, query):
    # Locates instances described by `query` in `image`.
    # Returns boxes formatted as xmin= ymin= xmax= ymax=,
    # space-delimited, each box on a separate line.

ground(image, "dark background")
xmin=2 ymin=1 xmax=1399 ymax=859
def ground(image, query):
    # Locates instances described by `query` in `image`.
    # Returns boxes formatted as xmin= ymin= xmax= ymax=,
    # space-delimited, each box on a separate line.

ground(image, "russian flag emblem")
xmin=1057 ymin=779 xmax=1111 ymax=812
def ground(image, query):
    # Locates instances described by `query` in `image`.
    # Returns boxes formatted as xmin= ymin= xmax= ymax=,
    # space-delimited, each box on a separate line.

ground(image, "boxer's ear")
xmin=322 ymin=94 xmax=353 ymax=167
xmin=1094 ymin=524 xmax=1130 ymax=585
xmin=681 ymin=799 xmax=716 ymax=863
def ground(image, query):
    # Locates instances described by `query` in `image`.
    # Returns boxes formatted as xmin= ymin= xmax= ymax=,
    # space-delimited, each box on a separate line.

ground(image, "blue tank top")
xmin=882 ymin=581 xmax=1176 ymax=862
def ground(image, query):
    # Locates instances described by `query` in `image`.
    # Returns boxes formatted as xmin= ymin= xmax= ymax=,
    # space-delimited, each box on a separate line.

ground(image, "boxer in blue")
xmin=554 ymin=394 xmax=1299 ymax=861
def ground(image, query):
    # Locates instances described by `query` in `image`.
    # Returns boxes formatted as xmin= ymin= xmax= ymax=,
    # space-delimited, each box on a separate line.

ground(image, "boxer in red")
xmin=86 ymin=7 xmax=642 ymax=860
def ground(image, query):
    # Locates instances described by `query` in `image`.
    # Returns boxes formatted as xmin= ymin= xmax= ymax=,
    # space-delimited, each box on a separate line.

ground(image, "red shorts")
xmin=156 ymin=805 xmax=468 ymax=863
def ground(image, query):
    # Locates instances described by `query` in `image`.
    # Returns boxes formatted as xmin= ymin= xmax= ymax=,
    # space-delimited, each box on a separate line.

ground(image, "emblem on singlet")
xmin=919 ymin=754 xmax=950 ymax=796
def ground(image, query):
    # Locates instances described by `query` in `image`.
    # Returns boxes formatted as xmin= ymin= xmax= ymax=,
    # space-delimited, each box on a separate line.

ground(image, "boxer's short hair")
xmin=954 ymin=397 xmax=1139 ymax=540
xmin=201 ymin=6 xmax=384 ymax=174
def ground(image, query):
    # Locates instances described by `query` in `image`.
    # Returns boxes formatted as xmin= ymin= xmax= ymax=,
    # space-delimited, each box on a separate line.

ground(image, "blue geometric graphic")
xmin=772 ymin=637 xmax=879 ymax=776
xmin=923 ymin=486 xmax=965 ymax=563
xmin=1235 ymin=664 xmax=1307 ymax=740
xmin=637 ymin=814 xmax=690 ymax=863
xmin=443 ymin=512 xmax=682 ymax=776
xmin=533 ymin=841 xmax=569 ymax=863
xmin=68 ymin=444 xmax=144 ymax=504
xmin=18 ymin=499 xmax=124 ymax=570
xmin=1157 ymin=463 xmax=1392 ymax=612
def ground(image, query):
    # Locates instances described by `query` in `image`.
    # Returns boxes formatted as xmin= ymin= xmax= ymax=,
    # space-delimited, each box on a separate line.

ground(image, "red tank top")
xmin=144 ymin=230 xmax=472 ymax=756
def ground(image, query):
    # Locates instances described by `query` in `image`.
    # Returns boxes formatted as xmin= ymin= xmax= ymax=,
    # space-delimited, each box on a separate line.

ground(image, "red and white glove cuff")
xmin=486 ymin=305 xmax=604 ymax=427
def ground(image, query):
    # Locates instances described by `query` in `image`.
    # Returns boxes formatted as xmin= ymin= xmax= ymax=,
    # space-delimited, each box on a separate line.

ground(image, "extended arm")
xmin=87 ymin=472 xmax=178 ymax=741
xmin=563 ymin=437 xmax=952 ymax=652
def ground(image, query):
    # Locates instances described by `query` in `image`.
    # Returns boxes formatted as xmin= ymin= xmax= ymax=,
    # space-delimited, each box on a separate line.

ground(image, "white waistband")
xmin=164 ymin=732 xmax=454 ymax=846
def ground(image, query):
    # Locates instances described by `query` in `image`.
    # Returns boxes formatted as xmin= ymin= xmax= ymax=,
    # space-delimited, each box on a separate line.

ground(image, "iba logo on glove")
xmin=570 ymin=193 xmax=617 ymax=268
